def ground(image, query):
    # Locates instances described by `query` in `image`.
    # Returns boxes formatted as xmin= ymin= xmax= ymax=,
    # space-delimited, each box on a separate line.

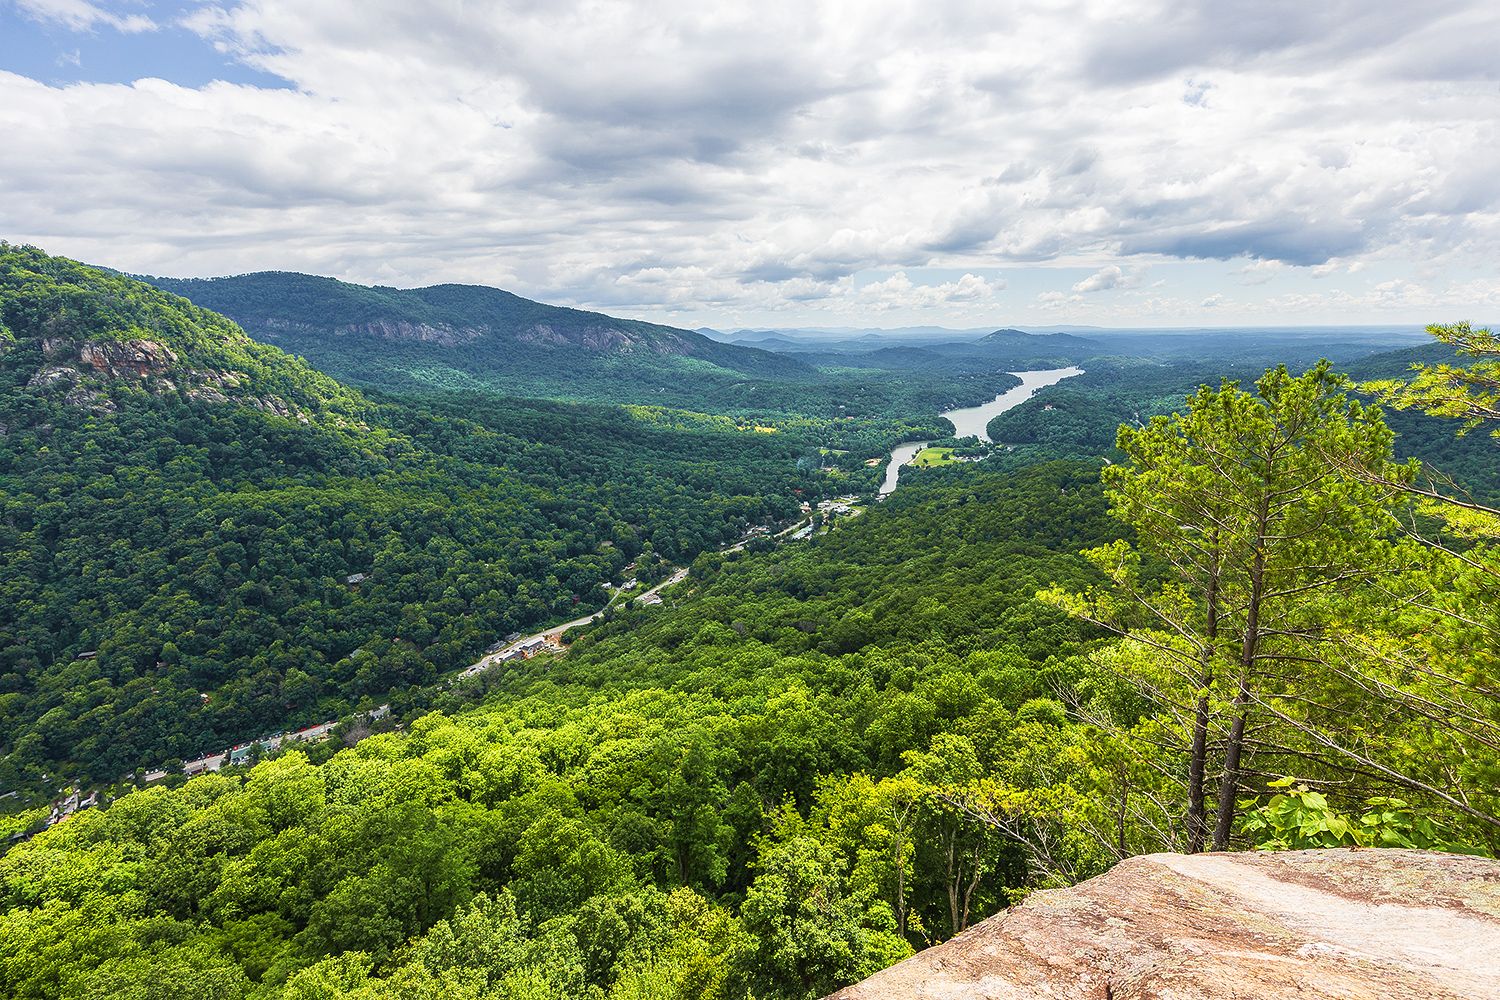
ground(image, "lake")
xmin=878 ymin=366 xmax=1083 ymax=496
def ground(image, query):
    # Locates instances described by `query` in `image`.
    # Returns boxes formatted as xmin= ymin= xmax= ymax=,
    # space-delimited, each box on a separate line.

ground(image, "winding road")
xmin=457 ymin=568 xmax=689 ymax=679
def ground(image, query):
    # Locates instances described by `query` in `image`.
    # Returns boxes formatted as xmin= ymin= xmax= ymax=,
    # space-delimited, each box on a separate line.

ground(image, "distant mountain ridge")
xmin=978 ymin=327 xmax=1102 ymax=351
xmin=145 ymin=271 xmax=807 ymax=379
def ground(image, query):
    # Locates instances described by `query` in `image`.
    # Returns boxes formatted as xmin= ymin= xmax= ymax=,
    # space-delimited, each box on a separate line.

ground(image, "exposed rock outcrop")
xmin=827 ymin=849 xmax=1500 ymax=1000
xmin=256 ymin=316 xmax=693 ymax=354
xmin=258 ymin=317 xmax=484 ymax=347
xmin=513 ymin=323 xmax=693 ymax=353
xmin=77 ymin=338 xmax=179 ymax=378
xmin=25 ymin=336 xmax=307 ymax=420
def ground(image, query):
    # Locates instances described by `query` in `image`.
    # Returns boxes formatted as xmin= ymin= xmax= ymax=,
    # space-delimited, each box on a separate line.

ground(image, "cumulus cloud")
xmin=1037 ymin=290 xmax=1082 ymax=310
xmin=858 ymin=272 xmax=1003 ymax=311
xmin=1237 ymin=260 xmax=1284 ymax=285
xmin=0 ymin=0 xmax=1497 ymax=325
xmin=1073 ymin=265 xmax=1129 ymax=293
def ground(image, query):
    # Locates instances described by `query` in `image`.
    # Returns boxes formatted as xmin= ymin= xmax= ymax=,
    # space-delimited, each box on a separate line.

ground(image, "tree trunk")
xmin=895 ymin=833 xmax=908 ymax=938
xmin=1187 ymin=542 xmax=1219 ymax=853
xmin=1187 ymin=678 xmax=1212 ymax=851
xmin=945 ymin=829 xmax=960 ymax=935
xmin=960 ymin=839 xmax=984 ymax=931
xmin=1211 ymin=680 xmax=1250 ymax=850
xmin=1214 ymin=505 xmax=1267 ymax=851
xmin=1116 ymin=761 xmax=1129 ymax=854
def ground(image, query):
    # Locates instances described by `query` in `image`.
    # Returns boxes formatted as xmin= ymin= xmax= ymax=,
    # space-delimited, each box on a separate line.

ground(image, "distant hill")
xmin=725 ymin=334 xmax=809 ymax=351
xmin=723 ymin=325 xmax=999 ymax=342
xmin=800 ymin=328 xmax=1106 ymax=372
xmin=144 ymin=271 xmax=811 ymax=396
xmin=138 ymin=273 xmax=1055 ymax=423
xmin=978 ymin=327 xmax=1103 ymax=352
xmin=1344 ymin=340 xmax=1460 ymax=380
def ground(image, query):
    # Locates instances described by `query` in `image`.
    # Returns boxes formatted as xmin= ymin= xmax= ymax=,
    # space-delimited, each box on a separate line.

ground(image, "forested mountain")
xmin=145 ymin=271 xmax=807 ymax=377
xmin=986 ymin=347 xmax=1500 ymax=502
xmin=0 ymin=461 xmax=1118 ymax=1000
xmin=975 ymin=327 xmax=1100 ymax=352
xmin=143 ymin=271 xmax=1040 ymax=448
xmin=791 ymin=332 xmax=1099 ymax=374
xmin=6 ymin=380 xmax=1497 ymax=998
xmin=142 ymin=269 xmax=829 ymax=407
xmin=4 ymin=242 xmax=1497 ymax=1000
xmin=0 ymin=246 xmax=833 ymax=791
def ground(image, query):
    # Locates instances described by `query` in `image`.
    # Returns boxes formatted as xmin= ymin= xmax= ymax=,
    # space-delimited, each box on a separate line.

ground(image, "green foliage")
xmin=989 ymin=350 xmax=1500 ymax=505
xmin=0 ymin=248 xmax=836 ymax=790
xmin=0 ymin=459 xmax=1123 ymax=999
xmin=0 ymin=243 xmax=362 ymax=416
xmin=1240 ymin=778 xmax=1472 ymax=853
xmin=145 ymin=271 xmax=808 ymax=381
xmin=1366 ymin=322 xmax=1500 ymax=436
xmin=731 ymin=835 xmax=908 ymax=1000
xmin=1040 ymin=360 xmax=1500 ymax=859
xmin=146 ymin=270 xmax=1024 ymax=457
xmin=7 ymin=259 xmax=1500 ymax=1000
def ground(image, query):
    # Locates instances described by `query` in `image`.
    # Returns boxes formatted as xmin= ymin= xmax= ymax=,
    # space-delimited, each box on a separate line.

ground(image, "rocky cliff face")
xmin=514 ymin=322 xmax=695 ymax=354
xmin=258 ymin=317 xmax=484 ymax=347
xmin=29 ymin=336 xmax=304 ymax=419
xmin=827 ymin=849 xmax=1500 ymax=1000
xmin=255 ymin=316 xmax=697 ymax=355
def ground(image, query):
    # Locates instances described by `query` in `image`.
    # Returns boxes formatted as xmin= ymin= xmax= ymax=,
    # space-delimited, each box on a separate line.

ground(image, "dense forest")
xmin=1 ymin=461 xmax=1118 ymax=1000
xmin=988 ymin=352 xmax=1500 ymax=503
xmin=6 ymin=341 xmax=1498 ymax=997
xmin=3 ymin=242 xmax=1497 ymax=1000
xmin=0 ymin=247 xmax=844 ymax=791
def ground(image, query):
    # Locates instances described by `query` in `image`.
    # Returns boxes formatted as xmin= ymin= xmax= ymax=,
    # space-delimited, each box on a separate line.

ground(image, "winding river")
xmin=878 ymin=366 xmax=1083 ymax=496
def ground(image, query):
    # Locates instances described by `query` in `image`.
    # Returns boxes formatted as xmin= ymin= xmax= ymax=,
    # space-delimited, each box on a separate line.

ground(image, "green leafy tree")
xmin=1042 ymin=363 xmax=1413 ymax=849
xmin=731 ymin=835 xmax=908 ymax=1000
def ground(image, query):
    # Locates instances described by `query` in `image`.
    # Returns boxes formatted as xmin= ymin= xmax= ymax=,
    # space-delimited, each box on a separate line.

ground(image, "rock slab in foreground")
xmin=827 ymin=849 xmax=1500 ymax=1000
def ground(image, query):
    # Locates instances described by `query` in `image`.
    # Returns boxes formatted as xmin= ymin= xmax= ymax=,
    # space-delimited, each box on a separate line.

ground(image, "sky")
xmin=2 ymin=0 xmax=1498 ymax=331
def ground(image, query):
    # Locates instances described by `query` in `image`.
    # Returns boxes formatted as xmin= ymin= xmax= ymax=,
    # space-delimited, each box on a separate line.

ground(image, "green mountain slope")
xmin=3 ymin=307 xmax=1496 ymax=1000
xmin=0 ymin=246 xmax=831 ymax=789
xmin=139 ymin=271 xmax=1040 ymax=443
xmin=144 ymin=270 xmax=810 ymax=386
xmin=0 ymin=460 xmax=1116 ymax=1000
xmin=3 ymin=246 xmax=363 ymax=419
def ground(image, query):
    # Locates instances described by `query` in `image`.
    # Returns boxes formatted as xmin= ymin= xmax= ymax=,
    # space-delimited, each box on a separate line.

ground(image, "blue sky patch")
xmin=0 ymin=1 xmax=290 ymax=89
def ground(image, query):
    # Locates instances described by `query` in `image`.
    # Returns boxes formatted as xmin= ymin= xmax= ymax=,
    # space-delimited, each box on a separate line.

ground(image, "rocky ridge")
xmin=259 ymin=316 xmax=483 ymax=347
xmin=826 ymin=849 xmax=1500 ymax=1000
xmin=143 ymin=270 xmax=810 ymax=379
xmin=28 ymin=335 xmax=307 ymax=419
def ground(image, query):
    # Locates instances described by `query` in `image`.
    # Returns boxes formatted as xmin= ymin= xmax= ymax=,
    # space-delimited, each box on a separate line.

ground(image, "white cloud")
xmin=15 ymin=0 xmax=155 ymax=34
xmin=1310 ymin=258 xmax=1364 ymax=279
xmin=1 ymin=0 xmax=1498 ymax=326
xmin=1073 ymin=265 xmax=1128 ymax=293
xmin=1037 ymin=290 xmax=1082 ymax=310
xmin=858 ymin=271 xmax=1003 ymax=311
xmin=1237 ymin=259 xmax=1284 ymax=285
